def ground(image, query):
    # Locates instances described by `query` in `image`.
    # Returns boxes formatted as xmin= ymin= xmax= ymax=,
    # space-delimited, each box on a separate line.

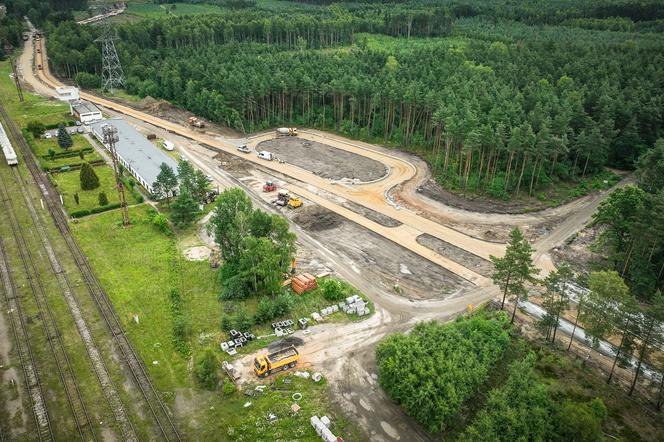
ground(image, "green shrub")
xmin=222 ymin=380 xmax=236 ymax=396
xmin=151 ymin=213 xmax=170 ymax=233
xmin=320 ymin=278 xmax=346 ymax=301
xmin=98 ymin=192 xmax=109 ymax=206
xmin=27 ymin=120 xmax=46 ymax=138
xmin=194 ymin=349 xmax=218 ymax=391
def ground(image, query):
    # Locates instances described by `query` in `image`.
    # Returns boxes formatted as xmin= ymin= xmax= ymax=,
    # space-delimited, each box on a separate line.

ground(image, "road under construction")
xmin=15 ymin=30 xmax=630 ymax=441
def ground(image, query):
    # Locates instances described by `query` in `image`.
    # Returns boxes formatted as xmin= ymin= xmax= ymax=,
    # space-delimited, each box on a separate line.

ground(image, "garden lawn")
xmin=51 ymin=165 xmax=137 ymax=213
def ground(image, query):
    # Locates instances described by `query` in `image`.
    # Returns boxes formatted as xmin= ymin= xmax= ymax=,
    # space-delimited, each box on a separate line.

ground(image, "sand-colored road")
xmin=31 ymin=37 xmax=497 ymax=285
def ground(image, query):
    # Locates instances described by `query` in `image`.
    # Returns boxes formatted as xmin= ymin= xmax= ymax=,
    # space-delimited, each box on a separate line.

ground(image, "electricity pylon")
xmin=94 ymin=3 xmax=125 ymax=93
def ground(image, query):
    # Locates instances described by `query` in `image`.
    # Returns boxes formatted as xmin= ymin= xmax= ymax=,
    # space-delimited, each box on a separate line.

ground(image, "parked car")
xmin=257 ymin=151 xmax=274 ymax=161
xmin=77 ymin=127 xmax=84 ymax=134
xmin=237 ymin=145 xmax=250 ymax=153
xmin=163 ymin=140 xmax=175 ymax=151
xmin=179 ymin=154 xmax=187 ymax=161
xmin=206 ymin=175 xmax=214 ymax=182
xmin=44 ymin=132 xmax=52 ymax=139
xmin=75 ymin=121 xmax=82 ymax=126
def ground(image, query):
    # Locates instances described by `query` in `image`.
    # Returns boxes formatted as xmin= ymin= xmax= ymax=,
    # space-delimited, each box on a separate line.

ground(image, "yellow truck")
xmin=254 ymin=345 xmax=300 ymax=378
xmin=287 ymin=197 xmax=303 ymax=209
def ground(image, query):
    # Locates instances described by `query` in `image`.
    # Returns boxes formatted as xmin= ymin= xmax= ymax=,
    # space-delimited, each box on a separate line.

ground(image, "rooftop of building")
xmin=89 ymin=118 xmax=178 ymax=188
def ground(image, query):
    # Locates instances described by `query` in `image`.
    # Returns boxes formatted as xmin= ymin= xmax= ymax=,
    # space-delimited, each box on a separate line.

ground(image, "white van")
xmin=163 ymin=140 xmax=175 ymax=151
xmin=257 ymin=151 xmax=273 ymax=161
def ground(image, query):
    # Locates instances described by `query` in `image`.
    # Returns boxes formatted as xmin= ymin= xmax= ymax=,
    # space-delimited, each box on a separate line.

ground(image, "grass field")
xmin=71 ymin=205 xmax=365 ymax=438
xmin=0 ymin=62 xmax=71 ymax=128
xmin=51 ymin=165 xmax=136 ymax=212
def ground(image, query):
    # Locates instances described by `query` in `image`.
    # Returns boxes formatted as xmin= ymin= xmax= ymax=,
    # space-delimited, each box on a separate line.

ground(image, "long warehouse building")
xmin=90 ymin=118 xmax=178 ymax=194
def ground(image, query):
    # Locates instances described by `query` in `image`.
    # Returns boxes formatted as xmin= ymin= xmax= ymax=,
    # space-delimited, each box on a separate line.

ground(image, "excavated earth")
xmin=257 ymin=137 xmax=388 ymax=182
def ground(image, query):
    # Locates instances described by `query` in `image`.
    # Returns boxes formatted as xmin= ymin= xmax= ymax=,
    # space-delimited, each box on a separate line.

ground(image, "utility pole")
xmin=103 ymin=124 xmax=130 ymax=226
xmin=11 ymin=59 xmax=24 ymax=102
xmin=95 ymin=2 xmax=125 ymax=93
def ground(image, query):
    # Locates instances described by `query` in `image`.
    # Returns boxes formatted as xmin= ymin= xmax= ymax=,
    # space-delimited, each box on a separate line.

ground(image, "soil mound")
xmin=292 ymin=206 xmax=343 ymax=231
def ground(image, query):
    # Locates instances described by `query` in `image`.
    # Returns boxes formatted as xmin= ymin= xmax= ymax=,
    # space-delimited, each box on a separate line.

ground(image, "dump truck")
xmin=254 ymin=345 xmax=299 ymax=378
xmin=187 ymin=116 xmax=205 ymax=128
xmin=287 ymin=197 xmax=303 ymax=209
xmin=263 ymin=180 xmax=276 ymax=192
xmin=276 ymin=127 xmax=298 ymax=136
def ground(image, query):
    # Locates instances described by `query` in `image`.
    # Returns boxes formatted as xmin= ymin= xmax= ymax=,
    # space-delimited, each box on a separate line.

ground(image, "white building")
xmin=71 ymin=101 xmax=103 ymax=124
xmin=89 ymin=118 xmax=178 ymax=195
xmin=56 ymin=86 xmax=80 ymax=102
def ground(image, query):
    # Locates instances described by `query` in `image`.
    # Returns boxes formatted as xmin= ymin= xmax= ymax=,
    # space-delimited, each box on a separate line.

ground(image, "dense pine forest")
xmin=43 ymin=0 xmax=664 ymax=200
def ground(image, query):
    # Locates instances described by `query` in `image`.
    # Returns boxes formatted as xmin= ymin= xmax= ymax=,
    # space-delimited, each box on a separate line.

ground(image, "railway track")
xmin=0 ymin=100 xmax=182 ymax=440
xmin=0 ymin=138 xmax=96 ymax=440
xmin=0 ymin=239 xmax=52 ymax=441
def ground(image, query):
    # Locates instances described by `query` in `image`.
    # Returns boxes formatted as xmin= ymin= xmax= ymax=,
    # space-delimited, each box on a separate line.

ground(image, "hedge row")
xmin=47 ymin=159 xmax=105 ymax=172
xmin=42 ymin=147 xmax=94 ymax=159
xmin=70 ymin=202 xmax=122 ymax=218
xmin=44 ymin=121 xmax=76 ymax=130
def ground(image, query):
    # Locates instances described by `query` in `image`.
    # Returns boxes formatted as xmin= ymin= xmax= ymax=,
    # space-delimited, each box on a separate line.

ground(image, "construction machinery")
xmin=187 ymin=116 xmax=205 ymax=128
xmin=275 ymin=190 xmax=290 ymax=207
xmin=287 ymin=197 xmax=303 ymax=209
xmin=276 ymin=127 xmax=298 ymax=136
xmin=254 ymin=345 xmax=300 ymax=378
xmin=263 ymin=180 xmax=276 ymax=192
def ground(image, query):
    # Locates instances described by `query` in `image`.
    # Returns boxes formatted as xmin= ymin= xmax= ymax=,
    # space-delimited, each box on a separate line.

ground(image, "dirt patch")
xmin=416 ymin=234 xmax=494 ymax=277
xmin=341 ymin=200 xmax=401 ymax=228
xmin=288 ymin=207 xmax=469 ymax=300
xmin=126 ymin=96 xmax=242 ymax=138
xmin=551 ymin=225 xmax=605 ymax=276
xmin=292 ymin=206 xmax=343 ymax=232
xmin=213 ymin=149 xmax=254 ymax=176
xmin=257 ymin=138 xmax=387 ymax=182
xmin=184 ymin=246 xmax=211 ymax=261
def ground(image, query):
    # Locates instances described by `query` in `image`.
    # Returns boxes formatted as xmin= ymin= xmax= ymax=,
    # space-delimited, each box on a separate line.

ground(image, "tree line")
xmin=47 ymin=10 xmax=663 ymax=199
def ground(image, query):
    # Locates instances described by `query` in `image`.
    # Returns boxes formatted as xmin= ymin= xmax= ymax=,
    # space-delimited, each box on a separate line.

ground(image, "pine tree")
xmin=98 ymin=192 xmax=108 ymax=206
xmin=80 ymin=162 xmax=100 ymax=190
xmin=490 ymin=227 xmax=539 ymax=323
xmin=152 ymin=162 xmax=178 ymax=203
xmin=57 ymin=124 xmax=73 ymax=150
xmin=170 ymin=188 xmax=198 ymax=227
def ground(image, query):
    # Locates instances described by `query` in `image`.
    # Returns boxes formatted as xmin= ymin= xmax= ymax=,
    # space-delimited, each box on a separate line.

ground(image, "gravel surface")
xmin=257 ymin=137 xmax=387 ymax=182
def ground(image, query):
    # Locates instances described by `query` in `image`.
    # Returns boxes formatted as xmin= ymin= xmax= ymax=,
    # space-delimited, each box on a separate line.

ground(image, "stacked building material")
xmin=292 ymin=273 xmax=318 ymax=294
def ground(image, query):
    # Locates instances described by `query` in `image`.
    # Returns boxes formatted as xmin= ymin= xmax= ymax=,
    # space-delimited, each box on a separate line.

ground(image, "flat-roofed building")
xmin=71 ymin=101 xmax=103 ymax=124
xmin=56 ymin=86 xmax=80 ymax=102
xmin=90 ymin=118 xmax=178 ymax=195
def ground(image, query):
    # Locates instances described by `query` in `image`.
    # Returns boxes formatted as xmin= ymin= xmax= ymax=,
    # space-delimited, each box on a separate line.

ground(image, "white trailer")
xmin=0 ymin=122 xmax=18 ymax=166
